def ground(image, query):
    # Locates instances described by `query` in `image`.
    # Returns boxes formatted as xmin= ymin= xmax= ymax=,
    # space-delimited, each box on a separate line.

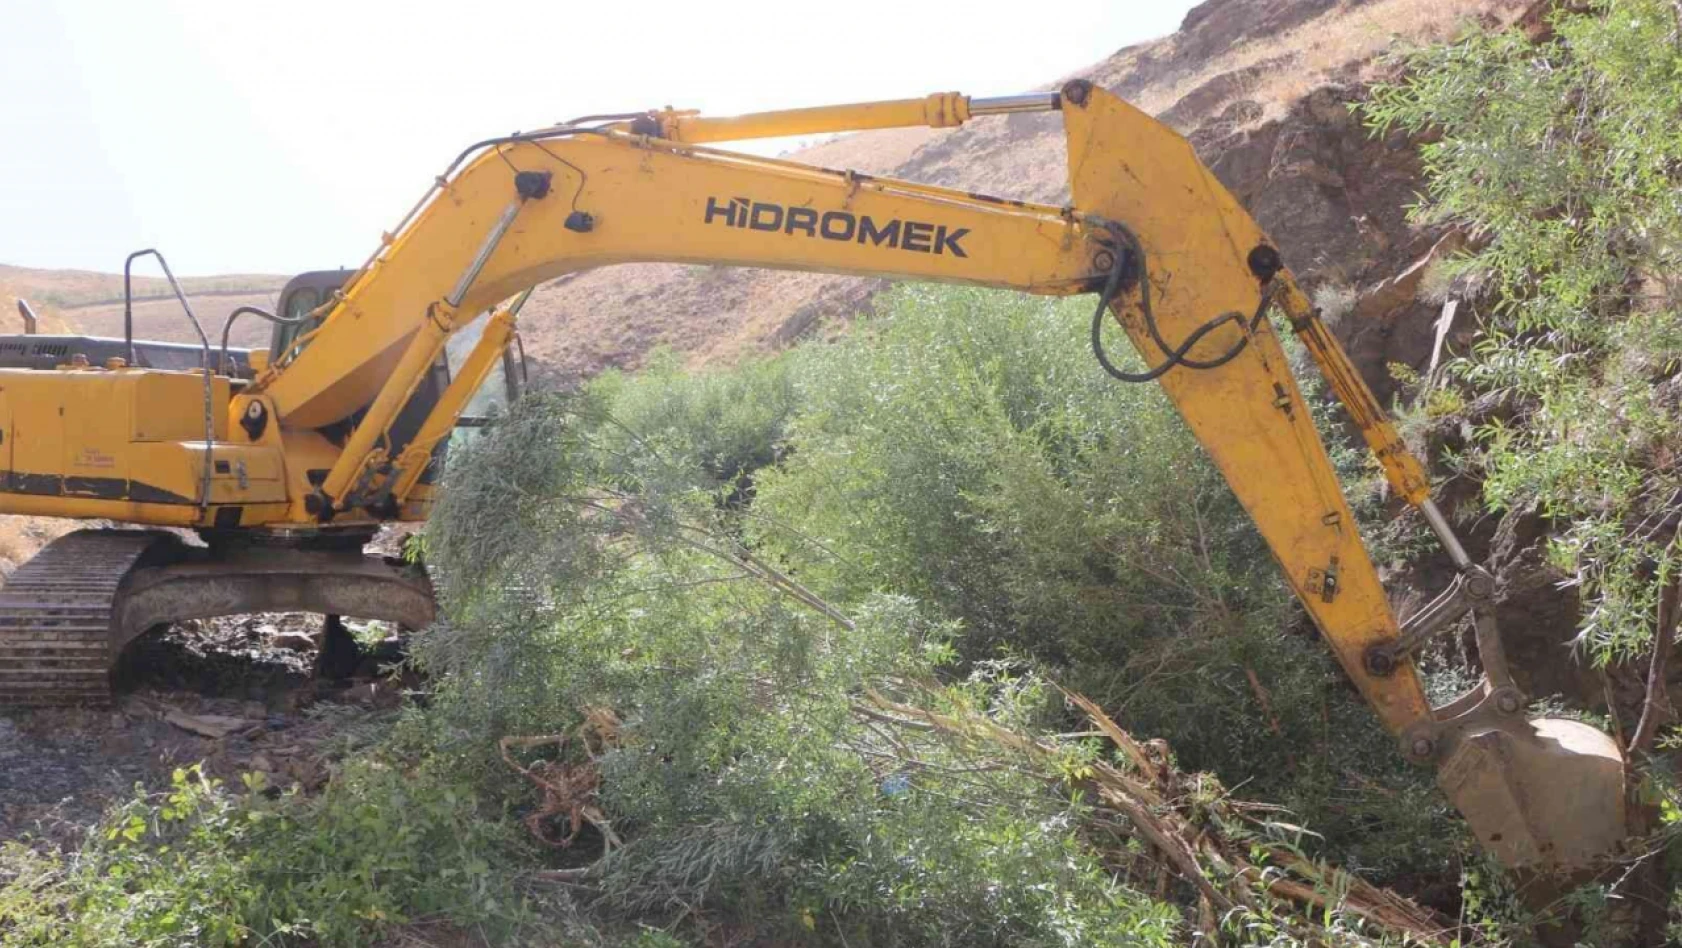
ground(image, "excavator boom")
xmin=0 ymin=81 xmax=1624 ymax=870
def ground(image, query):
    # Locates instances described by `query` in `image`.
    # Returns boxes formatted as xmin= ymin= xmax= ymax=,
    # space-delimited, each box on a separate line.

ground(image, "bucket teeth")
xmin=0 ymin=530 xmax=168 ymax=707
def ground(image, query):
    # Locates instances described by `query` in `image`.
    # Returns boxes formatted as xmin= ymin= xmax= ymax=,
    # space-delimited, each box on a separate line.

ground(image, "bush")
xmin=414 ymin=281 xmax=1457 ymax=946
xmin=753 ymin=287 xmax=1449 ymax=872
xmin=414 ymin=375 xmax=1183 ymax=942
xmin=2 ymin=273 xmax=1465 ymax=943
xmin=1362 ymin=4 xmax=1682 ymax=937
xmin=1365 ymin=0 xmax=1682 ymax=664
xmin=0 ymin=761 xmax=538 ymax=947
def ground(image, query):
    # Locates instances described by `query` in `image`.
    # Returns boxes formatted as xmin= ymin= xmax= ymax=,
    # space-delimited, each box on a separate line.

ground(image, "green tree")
xmin=415 ymin=352 xmax=1184 ymax=945
xmin=1366 ymin=0 xmax=1682 ymax=663
xmin=752 ymin=287 xmax=1449 ymax=873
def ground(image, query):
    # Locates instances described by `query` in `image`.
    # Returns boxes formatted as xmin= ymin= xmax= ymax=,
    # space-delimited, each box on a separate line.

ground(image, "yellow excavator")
xmin=1 ymin=81 xmax=1627 ymax=871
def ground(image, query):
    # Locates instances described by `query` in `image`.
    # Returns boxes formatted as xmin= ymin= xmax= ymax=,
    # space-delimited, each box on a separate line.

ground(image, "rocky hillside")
xmin=516 ymin=0 xmax=1539 ymax=387
xmin=2 ymin=0 xmax=1538 ymax=389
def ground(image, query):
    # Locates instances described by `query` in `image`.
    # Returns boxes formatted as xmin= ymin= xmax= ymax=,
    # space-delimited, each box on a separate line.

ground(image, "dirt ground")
xmin=0 ymin=613 xmax=409 ymax=846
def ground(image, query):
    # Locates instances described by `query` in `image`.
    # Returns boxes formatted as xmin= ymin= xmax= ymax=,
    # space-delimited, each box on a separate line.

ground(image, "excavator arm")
xmin=246 ymin=97 xmax=1112 ymax=522
xmin=261 ymin=83 xmax=1450 ymax=742
xmin=1058 ymin=84 xmax=1622 ymax=868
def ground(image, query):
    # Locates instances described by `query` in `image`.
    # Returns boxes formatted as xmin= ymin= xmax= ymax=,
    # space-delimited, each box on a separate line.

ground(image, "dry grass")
xmin=0 ymin=264 xmax=284 ymax=310
xmin=2 ymin=272 xmax=283 ymax=348
xmin=69 ymin=290 xmax=283 ymax=348
xmin=0 ymin=282 xmax=76 ymax=334
xmin=1136 ymin=0 xmax=1535 ymax=122
xmin=796 ymin=123 xmax=944 ymax=177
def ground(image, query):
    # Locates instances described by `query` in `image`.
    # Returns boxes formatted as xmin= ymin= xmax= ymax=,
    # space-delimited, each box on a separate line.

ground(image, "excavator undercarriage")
xmin=0 ymin=528 xmax=431 ymax=707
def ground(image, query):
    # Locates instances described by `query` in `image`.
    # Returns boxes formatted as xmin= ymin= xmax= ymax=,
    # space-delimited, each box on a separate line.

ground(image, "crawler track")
xmin=0 ymin=528 xmax=436 ymax=708
xmin=0 ymin=530 xmax=171 ymax=706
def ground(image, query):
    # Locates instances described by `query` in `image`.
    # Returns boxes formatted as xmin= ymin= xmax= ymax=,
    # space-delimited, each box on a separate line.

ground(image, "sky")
xmin=2 ymin=0 xmax=1198 ymax=276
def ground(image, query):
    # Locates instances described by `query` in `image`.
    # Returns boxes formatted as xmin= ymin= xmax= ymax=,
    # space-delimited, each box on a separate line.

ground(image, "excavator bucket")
xmin=1437 ymin=716 xmax=1626 ymax=870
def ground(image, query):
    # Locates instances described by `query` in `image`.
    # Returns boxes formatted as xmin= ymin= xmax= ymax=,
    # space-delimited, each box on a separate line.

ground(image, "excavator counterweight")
xmin=0 ymin=81 xmax=1627 ymax=870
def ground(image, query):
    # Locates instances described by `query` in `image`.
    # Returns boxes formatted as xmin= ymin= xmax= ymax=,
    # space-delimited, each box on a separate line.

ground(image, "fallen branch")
xmin=511 ymin=497 xmax=1446 ymax=941
xmin=1631 ymin=523 xmax=1682 ymax=754
xmin=861 ymin=685 xmax=1451 ymax=946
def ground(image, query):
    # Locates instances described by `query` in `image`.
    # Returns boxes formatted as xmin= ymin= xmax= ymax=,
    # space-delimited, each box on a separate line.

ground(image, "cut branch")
xmin=860 ymin=685 xmax=1451 ymax=946
xmin=1631 ymin=524 xmax=1682 ymax=754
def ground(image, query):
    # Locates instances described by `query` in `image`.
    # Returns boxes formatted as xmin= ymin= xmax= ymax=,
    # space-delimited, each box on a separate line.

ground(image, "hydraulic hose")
xmin=1089 ymin=223 xmax=1275 ymax=383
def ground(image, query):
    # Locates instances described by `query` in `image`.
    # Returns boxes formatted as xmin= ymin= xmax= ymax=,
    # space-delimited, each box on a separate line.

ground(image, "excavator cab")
xmin=269 ymin=269 xmax=354 ymax=359
xmin=269 ymin=270 xmax=527 ymax=467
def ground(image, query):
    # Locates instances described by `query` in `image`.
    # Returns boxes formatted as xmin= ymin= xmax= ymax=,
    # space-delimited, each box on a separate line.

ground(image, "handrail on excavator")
xmin=121 ymin=248 xmax=215 ymax=511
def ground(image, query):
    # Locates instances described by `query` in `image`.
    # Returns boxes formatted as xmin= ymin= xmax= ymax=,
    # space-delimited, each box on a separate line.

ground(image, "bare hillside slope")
xmin=517 ymin=0 xmax=1537 ymax=384
xmin=0 ymin=263 xmax=283 ymax=310
xmin=2 ymin=0 xmax=1536 ymax=383
xmin=0 ymin=264 xmax=286 ymax=349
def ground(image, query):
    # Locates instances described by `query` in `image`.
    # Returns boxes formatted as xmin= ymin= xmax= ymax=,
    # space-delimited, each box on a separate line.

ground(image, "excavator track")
xmin=0 ymin=530 xmax=172 ymax=707
xmin=0 ymin=529 xmax=436 ymax=708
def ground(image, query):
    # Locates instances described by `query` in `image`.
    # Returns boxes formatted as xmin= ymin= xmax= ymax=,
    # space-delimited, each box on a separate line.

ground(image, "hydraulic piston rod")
xmin=969 ymin=93 xmax=1061 ymax=115
xmin=313 ymin=199 xmax=526 ymax=516
xmin=639 ymin=91 xmax=1058 ymax=144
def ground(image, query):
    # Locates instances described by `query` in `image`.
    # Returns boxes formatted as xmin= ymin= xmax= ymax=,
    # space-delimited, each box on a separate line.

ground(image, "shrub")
xmin=753 ymin=287 xmax=1450 ymax=872
xmin=1365 ymin=0 xmax=1682 ymax=663
xmin=0 ymin=761 xmax=538 ymax=947
xmin=417 ymin=282 xmax=1456 ymax=938
xmin=414 ymin=378 xmax=1183 ymax=942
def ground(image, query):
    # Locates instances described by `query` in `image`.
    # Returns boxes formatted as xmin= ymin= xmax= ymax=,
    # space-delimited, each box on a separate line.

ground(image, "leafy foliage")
xmin=414 ymin=342 xmax=1186 ymax=943
xmin=407 ymin=283 xmax=1460 ymax=946
xmin=753 ymin=288 xmax=1447 ymax=868
xmin=24 ymin=8 xmax=1682 ymax=940
xmin=0 ymin=762 xmax=536 ymax=947
xmin=1365 ymin=0 xmax=1682 ymax=661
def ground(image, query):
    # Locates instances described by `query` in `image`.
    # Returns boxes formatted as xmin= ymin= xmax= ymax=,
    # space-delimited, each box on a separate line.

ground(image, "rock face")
xmin=1177 ymin=0 xmax=1345 ymax=55
xmin=515 ymin=0 xmax=1537 ymax=388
